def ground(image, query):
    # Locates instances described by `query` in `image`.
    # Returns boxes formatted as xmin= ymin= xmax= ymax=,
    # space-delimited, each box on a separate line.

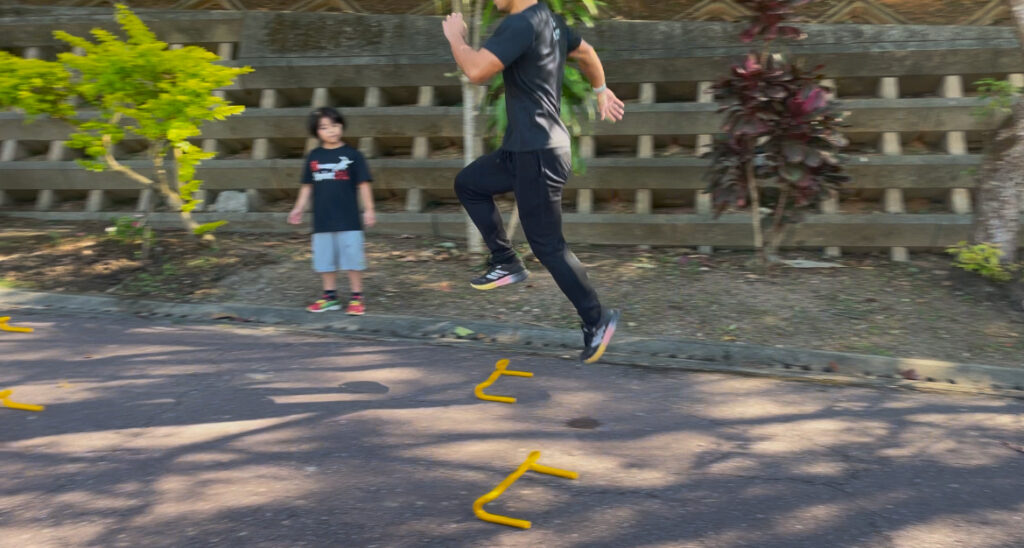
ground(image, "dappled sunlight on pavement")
xmin=1 ymin=310 xmax=1022 ymax=547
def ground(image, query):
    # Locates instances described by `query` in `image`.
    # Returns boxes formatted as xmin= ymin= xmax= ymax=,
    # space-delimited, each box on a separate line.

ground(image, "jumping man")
xmin=442 ymin=0 xmax=626 ymax=363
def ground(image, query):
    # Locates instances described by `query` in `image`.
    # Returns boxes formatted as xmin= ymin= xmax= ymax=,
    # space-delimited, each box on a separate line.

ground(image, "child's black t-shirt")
xmin=482 ymin=3 xmax=582 ymax=151
xmin=301 ymin=144 xmax=373 ymax=233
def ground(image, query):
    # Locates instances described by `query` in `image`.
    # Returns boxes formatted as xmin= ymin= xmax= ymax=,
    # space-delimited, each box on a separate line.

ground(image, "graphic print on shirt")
xmin=310 ymin=156 xmax=354 ymax=181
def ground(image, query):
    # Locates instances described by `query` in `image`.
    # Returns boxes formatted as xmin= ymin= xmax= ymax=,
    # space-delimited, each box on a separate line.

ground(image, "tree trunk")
xmin=746 ymin=160 xmax=765 ymax=265
xmin=767 ymin=186 xmax=789 ymax=261
xmin=973 ymin=101 xmax=1024 ymax=263
xmin=456 ymin=0 xmax=485 ymax=253
xmin=105 ymin=130 xmax=212 ymax=256
xmin=153 ymin=150 xmax=206 ymax=238
xmin=973 ymin=0 xmax=1024 ymax=263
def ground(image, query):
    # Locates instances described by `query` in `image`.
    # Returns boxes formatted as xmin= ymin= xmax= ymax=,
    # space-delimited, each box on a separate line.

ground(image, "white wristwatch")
xmin=593 ymin=84 xmax=607 ymax=94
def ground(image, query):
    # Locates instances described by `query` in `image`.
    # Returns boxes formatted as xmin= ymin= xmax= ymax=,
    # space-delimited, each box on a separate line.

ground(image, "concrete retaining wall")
xmin=2 ymin=8 xmax=1022 ymax=253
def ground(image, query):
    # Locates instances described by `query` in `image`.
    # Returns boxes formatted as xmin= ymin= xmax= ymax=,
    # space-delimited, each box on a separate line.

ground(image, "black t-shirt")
xmin=301 ymin=144 xmax=372 ymax=233
xmin=483 ymin=3 xmax=582 ymax=151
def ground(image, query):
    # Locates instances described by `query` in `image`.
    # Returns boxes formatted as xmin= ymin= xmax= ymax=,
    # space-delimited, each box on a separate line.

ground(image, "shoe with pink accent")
xmin=345 ymin=299 xmax=365 ymax=316
xmin=580 ymin=309 xmax=620 ymax=364
xmin=307 ymin=297 xmax=341 ymax=313
xmin=470 ymin=261 xmax=530 ymax=290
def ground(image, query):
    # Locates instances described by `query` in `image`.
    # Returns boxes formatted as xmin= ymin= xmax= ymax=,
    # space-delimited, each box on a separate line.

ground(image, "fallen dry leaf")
xmin=899 ymin=369 xmax=920 ymax=380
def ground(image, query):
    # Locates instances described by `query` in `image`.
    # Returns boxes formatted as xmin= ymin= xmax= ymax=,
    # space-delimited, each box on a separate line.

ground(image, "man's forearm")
xmin=574 ymin=47 xmax=606 ymax=90
xmin=449 ymin=36 xmax=478 ymax=81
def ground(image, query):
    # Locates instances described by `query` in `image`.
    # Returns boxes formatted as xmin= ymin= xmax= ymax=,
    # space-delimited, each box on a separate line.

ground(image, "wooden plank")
xmin=585 ymin=98 xmax=994 ymax=136
xmin=230 ymin=60 xmax=458 ymax=89
xmin=0 ymin=155 xmax=982 ymax=191
xmin=608 ymin=50 xmax=1024 ymax=82
xmin=559 ymin=213 xmax=977 ymax=247
xmin=229 ymin=46 xmax=1024 ymax=89
xmin=839 ymin=98 xmax=994 ymax=133
xmin=194 ymin=106 xmax=469 ymax=140
xmin=4 ymin=210 xmax=1021 ymax=249
xmin=581 ymin=20 xmax=1020 ymax=54
xmin=6 ymin=12 xmax=1023 ymax=81
xmin=0 ymin=11 xmax=244 ymax=47
xmin=3 ymin=99 xmax=994 ymax=142
xmin=0 ymin=162 xmax=160 ymax=190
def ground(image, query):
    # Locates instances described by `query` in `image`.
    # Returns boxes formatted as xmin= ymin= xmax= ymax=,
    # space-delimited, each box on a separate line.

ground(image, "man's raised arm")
xmin=442 ymin=13 xmax=505 ymax=85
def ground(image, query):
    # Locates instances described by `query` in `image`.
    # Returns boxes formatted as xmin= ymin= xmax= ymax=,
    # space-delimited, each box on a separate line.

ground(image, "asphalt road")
xmin=2 ymin=309 xmax=1023 ymax=548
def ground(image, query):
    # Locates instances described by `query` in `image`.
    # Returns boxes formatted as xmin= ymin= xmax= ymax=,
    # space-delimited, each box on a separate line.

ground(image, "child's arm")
xmin=359 ymin=182 xmax=376 ymax=228
xmin=288 ymin=184 xmax=312 ymax=225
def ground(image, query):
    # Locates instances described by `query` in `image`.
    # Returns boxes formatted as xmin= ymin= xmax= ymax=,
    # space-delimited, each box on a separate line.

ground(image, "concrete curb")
xmin=2 ymin=287 xmax=1022 ymax=399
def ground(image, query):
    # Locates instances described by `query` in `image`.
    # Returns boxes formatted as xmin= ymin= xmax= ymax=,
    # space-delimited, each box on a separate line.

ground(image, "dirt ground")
xmin=2 ymin=215 xmax=1022 ymax=368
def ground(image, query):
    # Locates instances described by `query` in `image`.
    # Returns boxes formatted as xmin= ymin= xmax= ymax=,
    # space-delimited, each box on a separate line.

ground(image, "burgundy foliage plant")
xmin=705 ymin=0 xmax=849 ymax=260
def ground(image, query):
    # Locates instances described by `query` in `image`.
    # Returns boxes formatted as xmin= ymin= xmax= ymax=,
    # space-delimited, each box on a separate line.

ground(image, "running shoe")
xmin=345 ymin=299 xmax=365 ymax=316
xmin=580 ymin=308 xmax=620 ymax=364
xmin=470 ymin=261 xmax=529 ymax=290
xmin=307 ymin=297 xmax=341 ymax=313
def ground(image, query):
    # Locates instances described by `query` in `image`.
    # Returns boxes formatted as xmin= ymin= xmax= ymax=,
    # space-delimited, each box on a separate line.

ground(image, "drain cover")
xmin=566 ymin=417 xmax=601 ymax=429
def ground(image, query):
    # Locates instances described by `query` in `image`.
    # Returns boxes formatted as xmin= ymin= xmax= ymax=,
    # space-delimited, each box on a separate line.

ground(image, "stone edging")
xmin=2 ymin=287 xmax=1021 ymax=399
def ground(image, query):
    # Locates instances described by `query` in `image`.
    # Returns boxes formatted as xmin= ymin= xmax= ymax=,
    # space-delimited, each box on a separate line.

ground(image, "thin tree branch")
xmin=101 ymin=114 xmax=155 ymax=188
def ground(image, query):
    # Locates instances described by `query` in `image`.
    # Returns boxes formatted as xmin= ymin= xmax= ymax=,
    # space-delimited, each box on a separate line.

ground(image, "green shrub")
xmin=106 ymin=216 xmax=152 ymax=247
xmin=946 ymin=241 xmax=1016 ymax=282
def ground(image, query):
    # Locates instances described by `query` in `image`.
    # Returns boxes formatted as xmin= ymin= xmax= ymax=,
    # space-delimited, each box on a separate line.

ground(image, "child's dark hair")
xmin=308 ymin=107 xmax=346 ymax=138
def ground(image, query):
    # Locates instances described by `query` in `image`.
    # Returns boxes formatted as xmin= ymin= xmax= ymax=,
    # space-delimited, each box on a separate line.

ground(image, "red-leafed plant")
xmin=705 ymin=0 xmax=849 ymax=264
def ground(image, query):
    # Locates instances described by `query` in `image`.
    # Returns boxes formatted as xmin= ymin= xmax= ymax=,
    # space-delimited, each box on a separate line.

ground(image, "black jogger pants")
xmin=454 ymin=147 xmax=602 ymax=326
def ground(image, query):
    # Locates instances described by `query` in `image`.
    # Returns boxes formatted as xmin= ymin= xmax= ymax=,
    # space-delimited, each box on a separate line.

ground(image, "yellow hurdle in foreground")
xmin=0 ymin=317 xmax=34 ymax=333
xmin=474 ymin=359 xmax=533 ymax=404
xmin=0 ymin=389 xmax=45 ymax=412
xmin=473 ymin=451 xmax=578 ymax=529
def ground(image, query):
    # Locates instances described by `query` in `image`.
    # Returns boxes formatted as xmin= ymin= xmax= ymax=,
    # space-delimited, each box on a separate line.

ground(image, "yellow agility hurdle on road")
xmin=474 ymin=359 xmax=533 ymax=404
xmin=0 ymin=389 xmax=45 ymax=412
xmin=473 ymin=451 xmax=578 ymax=529
xmin=0 ymin=316 xmax=34 ymax=333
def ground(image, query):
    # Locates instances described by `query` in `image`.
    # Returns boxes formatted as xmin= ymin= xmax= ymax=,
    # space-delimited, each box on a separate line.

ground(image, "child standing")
xmin=288 ymin=107 xmax=376 ymax=315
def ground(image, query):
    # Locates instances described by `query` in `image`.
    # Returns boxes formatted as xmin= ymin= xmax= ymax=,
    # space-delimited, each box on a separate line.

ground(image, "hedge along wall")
xmin=1 ymin=6 xmax=1024 ymax=257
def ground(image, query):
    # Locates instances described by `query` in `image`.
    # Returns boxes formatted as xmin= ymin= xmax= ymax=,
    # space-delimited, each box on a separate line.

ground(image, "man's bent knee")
xmin=454 ymin=169 xmax=473 ymax=197
xmin=531 ymin=242 xmax=570 ymax=267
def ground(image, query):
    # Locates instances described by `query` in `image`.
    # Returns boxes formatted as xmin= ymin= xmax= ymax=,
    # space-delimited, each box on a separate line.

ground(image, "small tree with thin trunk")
xmin=0 ymin=4 xmax=252 ymax=250
xmin=705 ymin=0 xmax=849 ymax=264
xmin=450 ymin=0 xmax=489 ymax=252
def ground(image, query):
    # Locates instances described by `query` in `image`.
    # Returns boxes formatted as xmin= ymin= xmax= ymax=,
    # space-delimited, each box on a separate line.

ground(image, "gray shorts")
xmin=312 ymin=231 xmax=366 ymax=272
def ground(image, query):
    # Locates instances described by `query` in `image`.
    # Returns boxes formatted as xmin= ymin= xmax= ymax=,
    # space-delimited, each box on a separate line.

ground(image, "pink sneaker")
xmin=345 ymin=299 xmax=365 ymax=316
